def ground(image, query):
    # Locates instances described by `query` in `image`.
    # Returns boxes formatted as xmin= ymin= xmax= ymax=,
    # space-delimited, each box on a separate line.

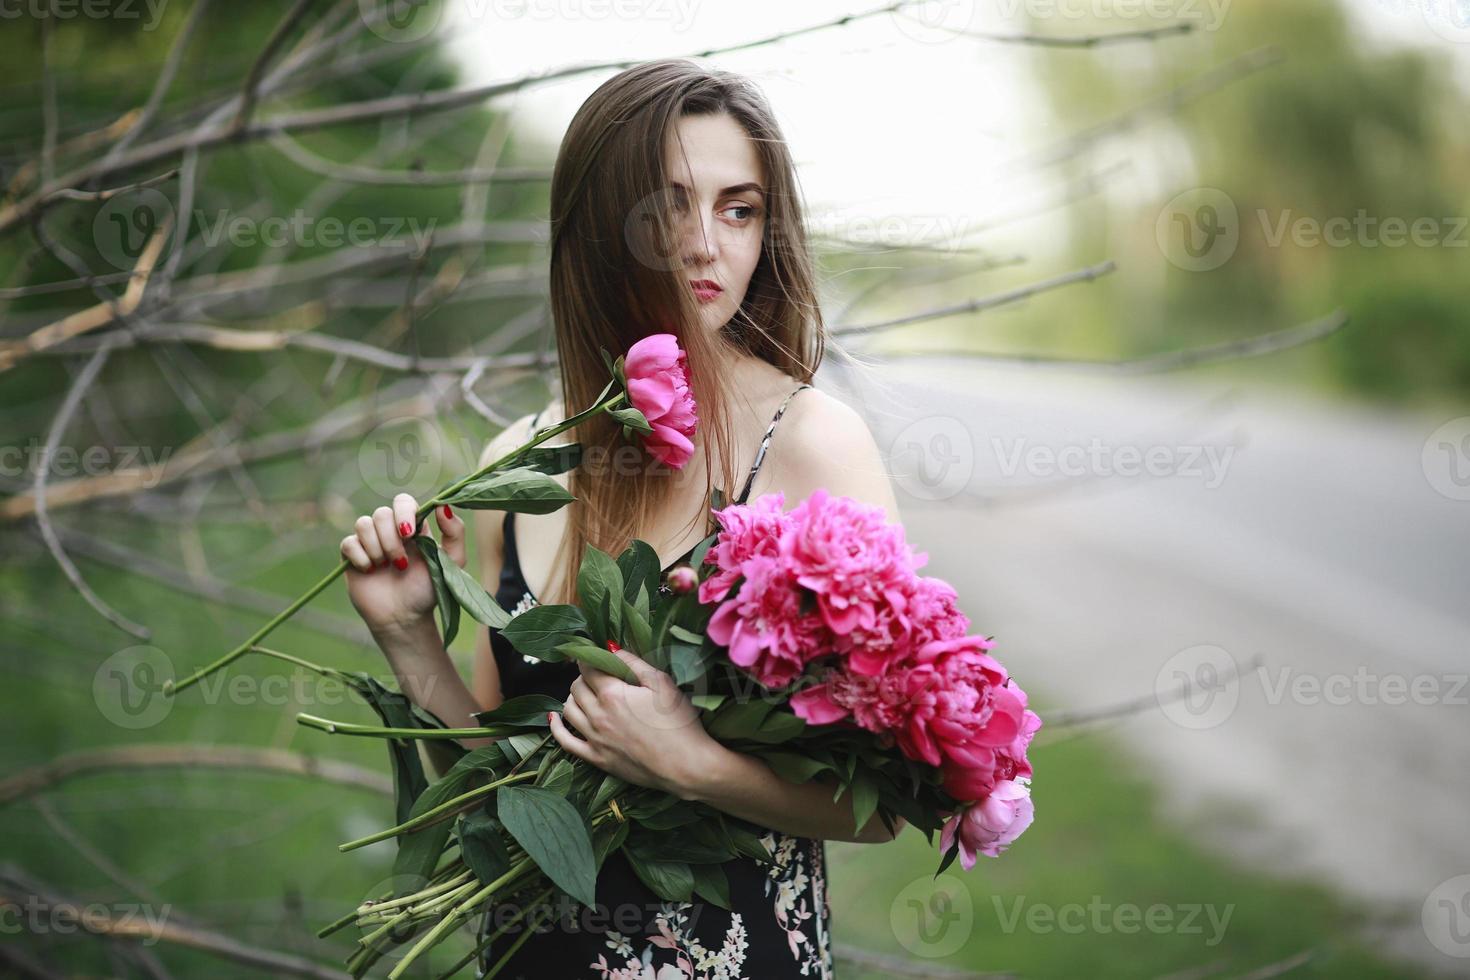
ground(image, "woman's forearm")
xmin=369 ymin=615 xmax=498 ymax=752
xmin=675 ymin=741 xmax=903 ymax=844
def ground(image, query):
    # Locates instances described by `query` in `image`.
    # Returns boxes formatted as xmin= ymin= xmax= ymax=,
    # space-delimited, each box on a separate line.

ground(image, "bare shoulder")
xmin=770 ymin=386 xmax=902 ymax=523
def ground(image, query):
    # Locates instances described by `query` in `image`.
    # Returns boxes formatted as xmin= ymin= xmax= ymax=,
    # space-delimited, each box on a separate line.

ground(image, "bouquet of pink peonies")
xmin=693 ymin=487 xmax=1040 ymax=863
xmin=691 ymin=486 xmax=1041 ymax=868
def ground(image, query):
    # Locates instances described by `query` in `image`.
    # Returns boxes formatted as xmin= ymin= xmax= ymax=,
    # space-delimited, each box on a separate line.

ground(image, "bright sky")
xmin=434 ymin=0 xmax=1469 ymax=268
xmin=440 ymin=0 xmax=1059 ymax=261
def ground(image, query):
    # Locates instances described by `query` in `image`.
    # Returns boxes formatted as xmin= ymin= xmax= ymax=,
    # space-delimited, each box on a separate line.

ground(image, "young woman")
xmin=341 ymin=58 xmax=903 ymax=979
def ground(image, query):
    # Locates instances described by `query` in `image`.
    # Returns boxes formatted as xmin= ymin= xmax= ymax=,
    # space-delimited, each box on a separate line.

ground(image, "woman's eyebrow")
xmin=672 ymin=180 xmax=765 ymax=198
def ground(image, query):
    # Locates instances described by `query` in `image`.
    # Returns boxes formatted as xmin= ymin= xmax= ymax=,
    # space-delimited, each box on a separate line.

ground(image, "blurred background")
xmin=2 ymin=0 xmax=1468 ymax=977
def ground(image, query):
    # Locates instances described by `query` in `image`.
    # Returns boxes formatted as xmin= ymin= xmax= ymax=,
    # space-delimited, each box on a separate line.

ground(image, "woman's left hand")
xmin=549 ymin=647 xmax=722 ymax=797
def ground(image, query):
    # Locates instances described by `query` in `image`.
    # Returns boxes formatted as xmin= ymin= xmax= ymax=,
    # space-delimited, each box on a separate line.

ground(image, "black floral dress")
xmin=475 ymin=385 xmax=833 ymax=980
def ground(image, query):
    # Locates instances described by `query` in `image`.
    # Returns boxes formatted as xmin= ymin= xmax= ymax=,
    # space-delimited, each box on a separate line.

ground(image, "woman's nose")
xmin=680 ymin=214 xmax=717 ymax=265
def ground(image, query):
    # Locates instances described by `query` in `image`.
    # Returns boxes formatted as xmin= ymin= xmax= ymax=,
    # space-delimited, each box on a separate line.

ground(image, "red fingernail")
xmin=394 ymin=556 xmax=408 ymax=571
xmin=606 ymin=640 xmax=621 ymax=652
xmin=443 ymin=505 xmax=453 ymax=519
xmin=546 ymin=710 xmax=554 ymax=723
xmin=399 ymin=521 xmax=412 ymax=538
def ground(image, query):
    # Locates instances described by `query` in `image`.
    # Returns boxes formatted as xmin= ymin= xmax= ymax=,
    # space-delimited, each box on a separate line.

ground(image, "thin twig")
xmin=833 ymin=261 xmax=1117 ymax=337
xmin=882 ymin=311 xmax=1350 ymax=374
xmin=0 ymin=744 xmax=393 ymax=806
xmin=230 ymin=0 xmax=321 ymax=137
xmin=30 ymin=338 xmax=150 ymax=638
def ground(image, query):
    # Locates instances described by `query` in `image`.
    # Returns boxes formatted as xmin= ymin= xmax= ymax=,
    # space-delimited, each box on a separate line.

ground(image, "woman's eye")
xmin=722 ymin=204 xmax=759 ymax=221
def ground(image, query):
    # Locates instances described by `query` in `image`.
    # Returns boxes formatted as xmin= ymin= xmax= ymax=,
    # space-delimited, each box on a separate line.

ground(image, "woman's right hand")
xmin=340 ymin=492 xmax=467 ymax=634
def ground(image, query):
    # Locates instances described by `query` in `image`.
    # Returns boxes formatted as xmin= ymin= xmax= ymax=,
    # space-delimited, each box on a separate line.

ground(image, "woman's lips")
xmin=689 ymin=279 xmax=723 ymax=303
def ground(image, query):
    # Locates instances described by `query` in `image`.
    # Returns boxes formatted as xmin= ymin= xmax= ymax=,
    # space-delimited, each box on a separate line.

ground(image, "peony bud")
xmin=666 ymin=564 xmax=698 ymax=594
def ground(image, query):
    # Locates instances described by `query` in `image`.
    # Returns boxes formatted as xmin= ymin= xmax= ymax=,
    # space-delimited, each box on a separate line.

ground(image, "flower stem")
xmin=296 ymin=713 xmax=521 ymax=740
xmin=163 ymin=389 xmax=627 ymax=696
xmin=387 ymin=857 xmax=537 ymax=979
xmin=337 ymin=770 xmax=540 ymax=852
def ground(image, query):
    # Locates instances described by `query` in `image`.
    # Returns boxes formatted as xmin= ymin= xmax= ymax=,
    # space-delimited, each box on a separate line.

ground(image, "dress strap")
xmin=735 ymin=383 xmax=811 ymax=504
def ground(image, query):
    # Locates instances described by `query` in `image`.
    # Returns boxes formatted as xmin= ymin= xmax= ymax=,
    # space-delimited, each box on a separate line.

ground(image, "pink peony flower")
xmin=939 ymin=779 xmax=1034 ymax=867
xmin=704 ymin=554 xmax=829 ymax=688
xmin=898 ymin=635 xmax=1027 ymax=769
xmin=940 ymin=698 xmax=1041 ymax=803
xmin=623 ymin=333 xmax=698 ymax=470
xmin=780 ymin=488 xmax=919 ymax=646
xmin=697 ymin=491 xmax=792 ymax=605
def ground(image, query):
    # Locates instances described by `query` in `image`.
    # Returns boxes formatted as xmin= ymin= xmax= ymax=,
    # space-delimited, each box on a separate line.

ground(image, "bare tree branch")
xmin=883 ymin=310 xmax=1351 ymax=373
xmin=0 ymin=744 xmax=393 ymax=806
xmin=833 ymin=260 xmax=1117 ymax=337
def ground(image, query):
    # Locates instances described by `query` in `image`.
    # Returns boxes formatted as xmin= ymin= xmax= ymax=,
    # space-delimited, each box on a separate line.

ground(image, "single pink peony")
xmin=940 ymin=695 xmax=1041 ymax=803
xmin=780 ymin=488 xmax=919 ymax=646
xmin=899 ymin=635 xmax=1027 ymax=769
xmin=623 ymin=333 xmax=698 ymax=470
xmin=939 ymin=778 xmax=1034 ymax=868
xmin=704 ymin=554 xmax=829 ymax=688
xmin=698 ymin=491 xmax=792 ymax=605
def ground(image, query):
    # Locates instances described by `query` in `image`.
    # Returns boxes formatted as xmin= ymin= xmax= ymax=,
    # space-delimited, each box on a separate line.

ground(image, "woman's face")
xmin=663 ymin=111 xmax=767 ymax=333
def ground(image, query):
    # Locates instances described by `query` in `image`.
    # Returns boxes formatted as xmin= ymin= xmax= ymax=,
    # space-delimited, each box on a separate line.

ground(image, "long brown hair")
xmin=536 ymin=58 xmax=824 ymax=606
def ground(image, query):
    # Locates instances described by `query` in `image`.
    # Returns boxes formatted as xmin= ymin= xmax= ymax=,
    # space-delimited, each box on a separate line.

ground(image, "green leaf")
xmin=442 ymin=468 xmax=575 ymax=513
xmin=593 ymin=817 xmax=629 ymax=871
xmin=590 ymin=775 xmax=628 ymax=818
xmin=668 ymin=643 xmax=710 ymax=686
xmin=620 ymin=598 xmax=653 ymax=659
xmin=577 ymin=544 xmax=623 ymax=648
xmin=458 ymin=808 xmax=512 ymax=886
xmin=499 ymin=732 xmax=546 ymax=765
xmin=668 ymin=625 xmax=704 ymax=645
xmin=636 ymin=802 xmax=703 ymax=830
xmin=691 ymin=863 xmax=731 ymax=910
xmin=471 ymin=694 xmax=561 ymax=726
xmin=390 ymin=745 xmax=507 ymax=884
xmin=615 ymin=539 xmax=660 ymax=610
xmin=627 ymin=828 xmax=730 ymax=865
xmin=411 ymin=537 xmax=460 ymax=648
xmin=690 ymin=693 xmax=727 ymax=712
xmin=623 ymin=851 xmax=694 ymax=902
xmin=537 ymin=757 xmax=576 ymax=797
xmin=609 ymin=405 xmax=653 ymax=435
xmin=554 ymin=639 xmax=637 ymax=684
xmin=850 ymin=774 xmax=879 ymax=835
xmin=435 ymin=542 xmax=511 ymax=629
xmin=723 ymin=820 xmax=774 ymax=865
xmin=704 ymin=698 xmax=776 ymax=741
xmin=346 ymin=672 xmax=439 ymax=825
xmin=746 ymin=710 xmax=807 ymax=745
xmin=759 ymin=751 xmax=837 ymax=784
xmin=500 ymin=604 xmax=587 ymax=663
xmin=497 ymin=786 xmax=597 ymax=907
xmin=513 ymin=442 xmax=583 ymax=476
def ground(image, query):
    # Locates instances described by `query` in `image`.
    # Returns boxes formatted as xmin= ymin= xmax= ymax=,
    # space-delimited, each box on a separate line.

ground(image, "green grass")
xmin=828 ymin=723 xmax=1423 ymax=979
